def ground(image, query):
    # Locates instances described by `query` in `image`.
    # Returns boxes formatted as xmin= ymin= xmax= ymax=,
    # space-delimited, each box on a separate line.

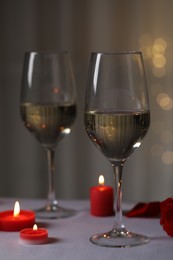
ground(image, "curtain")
xmin=0 ymin=0 xmax=173 ymax=202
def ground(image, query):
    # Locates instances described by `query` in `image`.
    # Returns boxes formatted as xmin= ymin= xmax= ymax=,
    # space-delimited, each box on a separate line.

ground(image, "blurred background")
xmin=0 ymin=0 xmax=173 ymax=202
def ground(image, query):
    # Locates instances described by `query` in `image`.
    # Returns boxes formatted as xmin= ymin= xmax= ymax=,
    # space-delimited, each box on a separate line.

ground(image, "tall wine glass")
xmin=20 ymin=51 xmax=77 ymax=219
xmin=84 ymin=52 xmax=150 ymax=247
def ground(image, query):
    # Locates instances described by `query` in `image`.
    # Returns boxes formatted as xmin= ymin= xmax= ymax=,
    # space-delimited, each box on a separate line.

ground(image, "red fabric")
xmin=125 ymin=202 xmax=161 ymax=218
xmin=125 ymin=198 xmax=173 ymax=237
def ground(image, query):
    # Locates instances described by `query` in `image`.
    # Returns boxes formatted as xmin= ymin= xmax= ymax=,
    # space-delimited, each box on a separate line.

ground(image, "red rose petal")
xmin=126 ymin=202 xmax=160 ymax=218
xmin=160 ymin=197 xmax=173 ymax=237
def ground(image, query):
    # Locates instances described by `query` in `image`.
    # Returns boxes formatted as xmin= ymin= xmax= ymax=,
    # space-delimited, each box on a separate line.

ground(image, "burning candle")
xmin=90 ymin=175 xmax=114 ymax=216
xmin=20 ymin=224 xmax=48 ymax=244
xmin=0 ymin=201 xmax=35 ymax=231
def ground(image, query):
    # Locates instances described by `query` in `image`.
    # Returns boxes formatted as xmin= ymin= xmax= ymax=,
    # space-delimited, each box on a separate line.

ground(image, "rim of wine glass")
xmin=91 ymin=50 xmax=142 ymax=55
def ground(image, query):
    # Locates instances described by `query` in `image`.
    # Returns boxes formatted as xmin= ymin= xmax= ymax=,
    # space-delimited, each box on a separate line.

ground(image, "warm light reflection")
xmin=152 ymin=43 xmax=166 ymax=55
xmin=52 ymin=87 xmax=59 ymax=94
xmin=99 ymin=175 xmax=104 ymax=185
xmin=152 ymin=67 xmax=166 ymax=78
xmin=152 ymin=37 xmax=167 ymax=77
xmin=156 ymin=93 xmax=173 ymax=110
xmin=13 ymin=201 xmax=20 ymax=217
xmin=41 ymin=124 xmax=47 ymax=129
xmin=33 ymin=224 xmax=38 ymax=231
xmin=153 ymin=54 xmax=166 ymax=68
xmin=161 ymin=151 xmax=173 ymax=165
xmin=160 ymin=96 xmax=170 ymax=106
xmin=154 ymin=38 xmax=167 ymax=49
xmin=139 ymin=34 xmax=173 ymax=167
xmin=139 ymin=35 xmax=167 ymax=78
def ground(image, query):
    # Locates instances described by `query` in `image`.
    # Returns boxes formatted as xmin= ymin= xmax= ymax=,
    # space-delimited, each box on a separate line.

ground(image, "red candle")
xmin=20 ymin=224 xmax=48 ymax=245
xmin=0 ymin=201 xmax=35 ymax=231
xmin=90 ymin=175 xmax=114 ymax=216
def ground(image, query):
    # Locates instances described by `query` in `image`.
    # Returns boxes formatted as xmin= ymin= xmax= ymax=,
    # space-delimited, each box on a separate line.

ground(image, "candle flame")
xmin=33 ymin=224 xmax=38 ymax=231
xmin=98 ymin=175 xmax=104 ymax=185
xmin=13 ymin=201 xmax=20 ymax=217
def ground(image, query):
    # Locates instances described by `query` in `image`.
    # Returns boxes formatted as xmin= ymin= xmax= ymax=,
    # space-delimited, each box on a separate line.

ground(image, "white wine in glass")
xmin=84 ymin=52 xmax=150 ymax=247
xmin=20 ymin=51 xmax=77 ymax=219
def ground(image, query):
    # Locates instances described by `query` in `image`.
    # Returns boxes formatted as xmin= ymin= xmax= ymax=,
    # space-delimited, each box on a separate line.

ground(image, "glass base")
xmin=35 ymin=201 xmax=76 ymax=219
xmin=90 ymin=227 xmax=150 ymax=248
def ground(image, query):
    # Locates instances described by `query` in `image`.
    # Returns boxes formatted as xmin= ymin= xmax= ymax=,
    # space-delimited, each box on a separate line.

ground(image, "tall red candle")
xmin=0 ymin=201 xmax=35 ymax=231
xmin=90 ymin=175 xmax=114 ymax=216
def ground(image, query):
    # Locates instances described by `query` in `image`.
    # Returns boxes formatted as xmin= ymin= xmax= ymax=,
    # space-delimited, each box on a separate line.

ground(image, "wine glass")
xmin=84 ymin=51 xmax=150 ymax=247
xmin=20 ymin=51 xmax=77 ymax=219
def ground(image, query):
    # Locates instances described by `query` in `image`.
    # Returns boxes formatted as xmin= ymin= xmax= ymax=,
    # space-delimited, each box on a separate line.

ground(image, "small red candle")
xmin=20 ymin=224 xmax=48 ymax=245
xmin=0 ymin=201 xmax=35 ymax=231
xmin=90 ymin=175 xmax=114 ymax=216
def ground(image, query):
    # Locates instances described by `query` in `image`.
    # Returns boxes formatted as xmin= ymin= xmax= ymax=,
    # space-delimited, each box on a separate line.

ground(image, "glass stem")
xmin=46 ymin=148 xmax=57 ymax=206
xmin=112 ymin=161 xmax=125 ymax=231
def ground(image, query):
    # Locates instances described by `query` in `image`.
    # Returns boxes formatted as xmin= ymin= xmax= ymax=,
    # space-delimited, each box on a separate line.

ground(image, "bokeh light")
xmin=154 ymin=38 xmax=167 ymax=50
xmin=161 ymin=151 xmax=173 ymax=165
xmin=152 ymin=67 xmax=166 ymax=78
xmin=139 ymin=35 xmax=167 ymax=77
xmin=152 ymin=37 xmax=167 ymax=78
xmin=139 ymin=34 xmax=172 ymax=167
xmin=156 ymin=93 xmax=173 ymax=110
xmin=152 ymin=54 xmax=166 ymax=68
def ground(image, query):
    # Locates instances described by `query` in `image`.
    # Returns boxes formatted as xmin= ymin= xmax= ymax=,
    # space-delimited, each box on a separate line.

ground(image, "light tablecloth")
xmin=0 ymin=198 xmax=172 ymax=260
